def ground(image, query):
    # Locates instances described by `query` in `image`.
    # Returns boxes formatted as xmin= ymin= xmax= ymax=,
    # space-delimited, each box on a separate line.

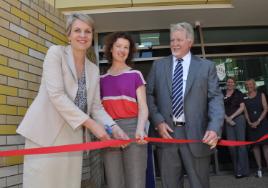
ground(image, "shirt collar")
xmin=172 ymin=51 xmax=191 ymax=64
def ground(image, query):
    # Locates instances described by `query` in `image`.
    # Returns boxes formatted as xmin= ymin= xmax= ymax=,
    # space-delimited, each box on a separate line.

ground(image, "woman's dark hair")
xmin=104 ymin=32 xmax=136 ymax=65
xmin=226 ymin=76 xmax=236 ymax=83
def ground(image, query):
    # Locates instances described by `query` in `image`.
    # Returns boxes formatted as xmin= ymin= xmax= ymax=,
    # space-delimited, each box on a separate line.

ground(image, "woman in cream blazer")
xmin=16 ymin=14 xmax=127 ymax=188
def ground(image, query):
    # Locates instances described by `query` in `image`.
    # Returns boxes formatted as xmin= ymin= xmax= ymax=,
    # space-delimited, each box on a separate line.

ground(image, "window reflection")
xmin=210 ymin=56 xmax=268 ymax=94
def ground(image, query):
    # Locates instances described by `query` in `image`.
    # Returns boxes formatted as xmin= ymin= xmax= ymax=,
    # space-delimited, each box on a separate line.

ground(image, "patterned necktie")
xmin=172 ymin=58 xmax=184 ymax=119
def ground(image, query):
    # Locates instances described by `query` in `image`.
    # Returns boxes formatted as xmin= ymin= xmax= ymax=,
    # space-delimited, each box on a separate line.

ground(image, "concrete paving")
xmin=155 ymin=171 xmax=268 ymax=188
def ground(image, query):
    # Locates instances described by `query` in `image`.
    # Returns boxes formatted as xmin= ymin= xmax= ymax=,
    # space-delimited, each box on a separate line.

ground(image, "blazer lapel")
xmin=84 ymin=60 xmax=92 ymax=144
xmin=165 ymin=55 xmax=173 ymax=96
xmin=65 ymin=45 xmax=78 ymax=81
xmin=84 ymin=59 xmax=91 ymax=91
xmin=184 ymin=55 xmax=199 ymax=97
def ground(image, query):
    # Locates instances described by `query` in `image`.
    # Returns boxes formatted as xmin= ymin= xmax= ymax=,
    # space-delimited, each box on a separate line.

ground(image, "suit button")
xmin=170 ymin=114 xmax=172 ymax=118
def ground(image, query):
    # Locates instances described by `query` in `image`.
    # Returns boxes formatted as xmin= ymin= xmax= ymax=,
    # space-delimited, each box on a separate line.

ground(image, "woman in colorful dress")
xmin=100 ymin=32 xmax=148 ymax=188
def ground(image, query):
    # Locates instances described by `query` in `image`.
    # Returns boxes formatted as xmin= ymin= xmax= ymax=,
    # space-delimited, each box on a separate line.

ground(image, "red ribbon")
xmin=0 ymin=134 xmax=268 ymax=157
xmin=217 ymin=134 xmax=268 ymax=146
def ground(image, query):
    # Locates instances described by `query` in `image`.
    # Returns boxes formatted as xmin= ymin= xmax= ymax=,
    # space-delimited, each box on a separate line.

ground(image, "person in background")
xmin=16 ymin=13 xmax=126 ymax=188
xmin=146 ymin=22 xmax=224 ymax=188
xmin=222 ymin=77 xmax=249 ymax=178
xmin=100 ymin=32 xmax=148 ymax=188
xmin=244 ymin=79 xmax=268 ymax=178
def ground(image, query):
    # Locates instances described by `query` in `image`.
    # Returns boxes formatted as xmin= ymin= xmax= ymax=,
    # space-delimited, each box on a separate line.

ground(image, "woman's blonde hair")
xmin=245 ymin=78 xmax=256 ymax=90
xmin=66 ymin=13 xmax=94 ymax=36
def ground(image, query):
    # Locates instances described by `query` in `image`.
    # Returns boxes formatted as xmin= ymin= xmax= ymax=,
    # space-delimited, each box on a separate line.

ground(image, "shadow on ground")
xmin=156 ymin=171 xmax=268 ymax=188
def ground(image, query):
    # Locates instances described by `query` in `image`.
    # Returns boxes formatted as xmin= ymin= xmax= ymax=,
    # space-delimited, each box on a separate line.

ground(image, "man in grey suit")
xmin=146 ymin=22 xmax=224 ymax=188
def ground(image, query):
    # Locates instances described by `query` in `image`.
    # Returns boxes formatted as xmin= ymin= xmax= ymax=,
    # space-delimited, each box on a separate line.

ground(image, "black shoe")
xmin=235 ymin=174 xmax=247 ymax=179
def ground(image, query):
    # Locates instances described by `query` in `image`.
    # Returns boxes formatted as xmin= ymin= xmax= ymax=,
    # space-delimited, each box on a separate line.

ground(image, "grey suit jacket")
xmin=17 ymin=45 xmax=115 ymax=146
xmin=146 ymin=54 xmax=224 ymax=157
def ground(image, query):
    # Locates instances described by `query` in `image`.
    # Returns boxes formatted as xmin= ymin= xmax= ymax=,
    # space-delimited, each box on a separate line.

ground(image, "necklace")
xmin=248 ymin=91 xmax=257 ymax=99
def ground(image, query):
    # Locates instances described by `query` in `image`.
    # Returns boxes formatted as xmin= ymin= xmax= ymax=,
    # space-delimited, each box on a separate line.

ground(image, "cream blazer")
xmin=17 ymin=45 xmax=115 ymax=146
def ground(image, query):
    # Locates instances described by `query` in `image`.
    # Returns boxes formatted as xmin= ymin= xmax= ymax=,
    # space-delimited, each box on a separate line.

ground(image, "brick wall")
xmin=0 ymin=0 xmax=104 ymax=187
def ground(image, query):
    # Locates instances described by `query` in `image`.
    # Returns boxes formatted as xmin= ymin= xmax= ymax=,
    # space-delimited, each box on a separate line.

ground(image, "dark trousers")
xmin=225 ymin=115 xmax=249 ymax=176
xmin=146 ymin=143 xmax=156 ymax=188
xmin=158 ymin=126 xmax=211 ymax=188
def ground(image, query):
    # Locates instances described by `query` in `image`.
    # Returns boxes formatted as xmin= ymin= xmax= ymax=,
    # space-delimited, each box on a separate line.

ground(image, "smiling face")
xmin=111 ymin=38 xmax=130 ymax=64
xmin=68 ymin=19 xmax=93 ymax=51
xmin=226 ymin=78 xmax=236 ymax=90
xmin=170 ymin=29 xmax=193 ymax=59
xmin=245 ymin=80 xmax=256 ymax=92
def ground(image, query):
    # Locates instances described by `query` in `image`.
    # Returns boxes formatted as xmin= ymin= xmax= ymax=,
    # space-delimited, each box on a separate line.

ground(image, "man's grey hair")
xmin=66 ymin=13 xmax=94 ymax=36
xmin=170 ymin=22 xmax=194 ymax=42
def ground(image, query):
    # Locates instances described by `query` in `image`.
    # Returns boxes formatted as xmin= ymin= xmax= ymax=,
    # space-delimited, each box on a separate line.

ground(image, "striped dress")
xmin=100 ymin=69 xmax=146 ymax=120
